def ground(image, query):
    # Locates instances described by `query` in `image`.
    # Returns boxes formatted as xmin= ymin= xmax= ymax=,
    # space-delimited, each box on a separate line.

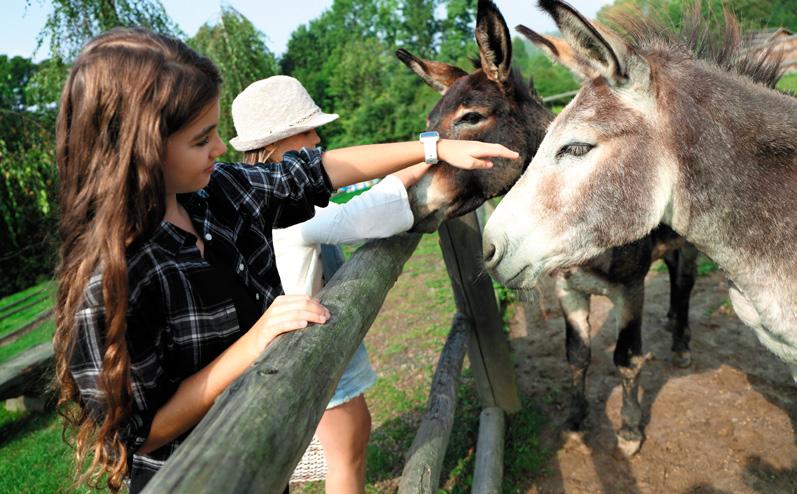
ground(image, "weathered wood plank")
xmin=144 ymin=233 xmax=421 ymax=494
xmin=398 ymin=312 xmax=470 ymax=494
xmin=438 ymin=211 xmax=521 ymax=413
xmin=471 ymin=407 xmax=506 ymax=494
xmin=0 ymin=309 xmax=54 ymax=347
xmin=0 ymin=343 xmax=54 ymax=401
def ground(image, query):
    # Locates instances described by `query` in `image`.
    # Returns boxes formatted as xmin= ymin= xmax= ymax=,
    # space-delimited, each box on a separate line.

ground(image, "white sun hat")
xmin=229 ymin=75 xmax=339 ymax=152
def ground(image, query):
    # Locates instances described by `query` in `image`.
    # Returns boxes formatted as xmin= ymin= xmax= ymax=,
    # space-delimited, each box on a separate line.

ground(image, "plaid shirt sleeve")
xmin=210 ymin=146 xmax=334 ymax=230
xmin=70 ymin=272 xmax=179 ymax=453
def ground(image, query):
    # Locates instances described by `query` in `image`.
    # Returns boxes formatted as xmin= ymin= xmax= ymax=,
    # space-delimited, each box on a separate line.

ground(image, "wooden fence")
xmin=143 ymin=208 xmax=520 ymax=493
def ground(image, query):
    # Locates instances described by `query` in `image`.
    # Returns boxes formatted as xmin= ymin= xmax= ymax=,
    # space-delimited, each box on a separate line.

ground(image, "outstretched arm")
xmin=321 ymin=139 xmax=518 ymax=189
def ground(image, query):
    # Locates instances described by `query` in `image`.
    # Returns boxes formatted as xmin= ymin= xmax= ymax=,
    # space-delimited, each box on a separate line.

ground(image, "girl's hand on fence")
xmin=252 ymin=295 xmax=330 ymax=353
xmin=437 ymin=140 xmax=519 ymax=170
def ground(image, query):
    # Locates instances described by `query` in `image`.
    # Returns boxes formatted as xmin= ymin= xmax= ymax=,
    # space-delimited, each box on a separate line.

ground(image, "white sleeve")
xmin=298 ymin=175 xmax=414 ymax=245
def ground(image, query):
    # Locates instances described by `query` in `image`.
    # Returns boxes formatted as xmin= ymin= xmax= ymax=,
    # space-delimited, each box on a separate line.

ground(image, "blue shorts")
xmin=327 ymin=342 xmax=376 ymax=409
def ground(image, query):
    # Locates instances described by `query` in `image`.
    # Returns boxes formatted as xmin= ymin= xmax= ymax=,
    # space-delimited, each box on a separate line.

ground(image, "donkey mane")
xmin=605 ymin=2 xmax=784 ymax=88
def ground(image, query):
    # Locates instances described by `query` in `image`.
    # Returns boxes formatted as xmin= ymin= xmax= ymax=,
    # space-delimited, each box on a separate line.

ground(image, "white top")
xmin=274 ymin=175 xmax=414 ymax=296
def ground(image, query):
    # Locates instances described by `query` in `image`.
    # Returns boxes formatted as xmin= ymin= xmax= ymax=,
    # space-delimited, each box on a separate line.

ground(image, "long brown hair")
xmin=54 ymin=28 xmax=220 ymax=491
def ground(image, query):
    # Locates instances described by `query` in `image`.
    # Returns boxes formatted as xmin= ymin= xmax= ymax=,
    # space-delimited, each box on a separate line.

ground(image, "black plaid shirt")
xmin=69 ymin=147 xmax=332 ymax=491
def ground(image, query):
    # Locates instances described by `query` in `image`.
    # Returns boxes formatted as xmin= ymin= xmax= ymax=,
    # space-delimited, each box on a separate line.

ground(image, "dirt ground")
xmin=507 ymin=268 xmax=797 ymax=494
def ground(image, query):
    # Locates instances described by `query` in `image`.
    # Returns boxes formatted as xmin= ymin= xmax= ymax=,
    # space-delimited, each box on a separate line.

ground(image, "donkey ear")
xmin=396 ymin=49 xmax=467 ymax=94
xmin=516 ymin=25 xmax=598 ymax=81
xmin=476 ymin=0 xmax=512 ymax=87
xmin=537 ymin=0 xmax=632 ymax=85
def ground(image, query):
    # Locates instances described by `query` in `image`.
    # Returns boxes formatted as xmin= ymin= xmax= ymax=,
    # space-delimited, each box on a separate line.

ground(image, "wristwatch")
xmin=419 ymin=131 xmax=440 ymax=165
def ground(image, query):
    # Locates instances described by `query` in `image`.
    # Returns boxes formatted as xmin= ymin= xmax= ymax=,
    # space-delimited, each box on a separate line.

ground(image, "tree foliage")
xmin=38 ymin=0 xmax=182 ymax=61
xmin=0 ymin=55 xmax=58 ymax=295
xmin=597 ymin=0 xmax=797 ymax=31
xmin=188 ymin=7 xmax=279 ymax=159
xmin=280 ymin=0 xmax=480 ymax=148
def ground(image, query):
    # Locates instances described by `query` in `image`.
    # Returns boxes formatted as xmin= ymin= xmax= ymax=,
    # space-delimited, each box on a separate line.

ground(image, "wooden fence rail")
xmin=398 ymin=312 xmax=470 ymax=493
xmin=144 ymin=233 xmax=422 ymax=493
xmin=0 ymin=342 xmax=53 ymax=401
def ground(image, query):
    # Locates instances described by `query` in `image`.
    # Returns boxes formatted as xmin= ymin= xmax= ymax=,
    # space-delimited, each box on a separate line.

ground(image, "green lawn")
xmin=0 ymin=279 xmax=55 ymax=365
xmin=0 ymin=281 xmax=53 ymax=314
xmin=0 ymin=407 xmax=88 ymax=494
xmin=777 ymin=73 xmax=797 ymax=93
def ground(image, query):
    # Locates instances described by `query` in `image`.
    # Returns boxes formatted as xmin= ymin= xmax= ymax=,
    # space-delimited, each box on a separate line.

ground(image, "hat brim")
xmin=230 ymin=112 xmax=339 ymax=152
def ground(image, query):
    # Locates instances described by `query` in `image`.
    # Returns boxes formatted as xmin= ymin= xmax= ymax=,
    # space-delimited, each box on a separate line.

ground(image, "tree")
xmin=281 ymin=0 xmax=479 ymax=148
xmin=188 ymin=7 xmax=279 ymax=157
xmin=38 ymin=0 xmax=182 ymax=62
xmin=439 ymin=0 xmax=478 ymax=65
xmin=598 ymin=0 xmax=797 ymax=31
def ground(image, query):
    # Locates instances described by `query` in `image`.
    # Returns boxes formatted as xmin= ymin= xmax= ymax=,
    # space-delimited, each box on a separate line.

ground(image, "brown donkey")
xmin=484 ymin=0 xmax=796 ymax=390
xmin=400 ymin=0 xmax=698 ymax=455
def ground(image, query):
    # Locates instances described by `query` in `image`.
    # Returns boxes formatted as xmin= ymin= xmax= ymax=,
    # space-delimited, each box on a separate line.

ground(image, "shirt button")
xmin=255 ymin=293 xmax=261 ymax=301
xmin=204 ymin=233 xmax=212 ymax=241
xmin=238 ymin=263 xmax=245 ymax=272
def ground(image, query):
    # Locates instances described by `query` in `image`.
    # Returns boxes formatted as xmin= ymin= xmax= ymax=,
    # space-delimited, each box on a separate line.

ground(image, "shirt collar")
xmin=150 ymin=221 xmax=197 ymax=257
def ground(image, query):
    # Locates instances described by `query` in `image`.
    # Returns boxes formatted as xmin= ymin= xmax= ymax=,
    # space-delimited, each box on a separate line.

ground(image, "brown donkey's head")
xmin=397 ymin=0 xmax=552 ymax=232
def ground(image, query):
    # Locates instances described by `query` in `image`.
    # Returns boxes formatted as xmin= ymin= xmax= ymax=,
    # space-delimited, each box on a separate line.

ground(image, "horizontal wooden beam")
xmin=0 ymin=343 xmax=53 ymax=401
xmin=144 ymin=233 xmax=421 ymax=494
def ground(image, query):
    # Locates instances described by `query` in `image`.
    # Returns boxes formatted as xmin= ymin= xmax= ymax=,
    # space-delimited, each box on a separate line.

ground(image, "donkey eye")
xmin=457 ymin=112 xmax=485 ymax=126
xmin=557 ymin=143 xmax=594 ymax=159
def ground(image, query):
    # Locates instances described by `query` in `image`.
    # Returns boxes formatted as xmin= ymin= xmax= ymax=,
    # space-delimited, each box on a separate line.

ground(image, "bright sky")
xmin=1 ymin=0 xmax=611 ymax=61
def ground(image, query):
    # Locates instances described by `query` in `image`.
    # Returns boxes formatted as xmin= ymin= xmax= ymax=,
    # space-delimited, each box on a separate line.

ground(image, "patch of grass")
xmin=697 ymin=255 xmax=719 ymax=277
xmin=0 ymin=319 xmax=55 ymax=365
xmin=0 ymin=290 xmax=54 ymax=339
xmin=651 ymin=259 xmax=668 ymax=273
xmin=777 ymin=73 xmax=797 ymax=94
xmin=330 ymin=187 xmax=370 ymax=204
xmin=0 ymin=408 xmax=97 ymax=494
xmin=705 ymin=296 xmax=734 ymax=317
xmin=0 ymin=281 xmax=53 ymax=313
xmin=503 ymin=399 xmax=551 ymax=492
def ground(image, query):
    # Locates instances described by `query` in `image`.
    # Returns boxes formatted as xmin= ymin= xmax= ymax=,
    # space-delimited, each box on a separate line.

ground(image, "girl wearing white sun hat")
xmin=232 ymin=75 xmax=433 ymax=493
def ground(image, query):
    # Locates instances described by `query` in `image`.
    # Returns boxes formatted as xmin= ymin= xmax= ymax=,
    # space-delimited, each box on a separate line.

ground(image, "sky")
xmin=1 ymin=0 xmax=612 ymax=61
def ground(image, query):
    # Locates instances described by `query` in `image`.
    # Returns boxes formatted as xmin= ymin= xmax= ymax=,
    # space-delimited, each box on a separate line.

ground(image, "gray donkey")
xmin=484 ymin=0 xmax=796 ymax=395
xmin=399 ymin=0 xmax=698 ymax=455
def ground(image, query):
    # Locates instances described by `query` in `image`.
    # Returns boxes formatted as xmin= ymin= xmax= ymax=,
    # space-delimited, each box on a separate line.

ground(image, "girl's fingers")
xmin=470 ymin=143 xmax=519 ymax=160
xmin=270 ymin=295 xmax=329 ymax=316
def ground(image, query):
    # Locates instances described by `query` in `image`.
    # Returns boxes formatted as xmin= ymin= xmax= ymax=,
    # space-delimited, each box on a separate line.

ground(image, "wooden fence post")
xmin=398 ymin=312 xmax=470 ymax=494
xmin=438 ymin=210 xmax=521 ymax=413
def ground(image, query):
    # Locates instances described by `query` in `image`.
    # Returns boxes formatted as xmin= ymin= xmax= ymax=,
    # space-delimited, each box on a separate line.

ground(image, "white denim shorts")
xmin=327 ymin=342 xmax=376 ymax=409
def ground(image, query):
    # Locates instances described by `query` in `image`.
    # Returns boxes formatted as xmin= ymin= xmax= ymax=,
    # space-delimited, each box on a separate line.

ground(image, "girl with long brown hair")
xmin=54 ymin=27 xmax=517 ymax=493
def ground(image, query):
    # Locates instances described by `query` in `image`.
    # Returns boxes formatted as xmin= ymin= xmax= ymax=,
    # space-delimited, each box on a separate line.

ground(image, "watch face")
xmin=420 ymin=131 xmax=439 ymax=140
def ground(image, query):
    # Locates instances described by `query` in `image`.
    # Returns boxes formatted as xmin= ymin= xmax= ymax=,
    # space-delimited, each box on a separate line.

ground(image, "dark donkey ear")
xmin=516 ymin=25 xmax=599 ymax=81
xmin=396 ymin=49 xmax=467 ymax=94
xmin=537 ymin=0 xmax=633 ymax=85
xmin=476 ymin=0 xmax=512 ymax=87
